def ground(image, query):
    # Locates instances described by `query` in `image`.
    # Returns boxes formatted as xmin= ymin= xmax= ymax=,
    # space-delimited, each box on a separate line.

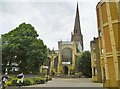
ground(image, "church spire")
xmin=74 ymin=2 xmax=81 ymax=34
xmin=71 ymin=2 xmax=84 ymax=51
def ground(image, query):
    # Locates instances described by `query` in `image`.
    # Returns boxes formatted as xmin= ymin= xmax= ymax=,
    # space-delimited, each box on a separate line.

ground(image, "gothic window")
xmin=93 ymin=68 xmax=96 ymax=76
xmin=61 ymin=48 xmax=72 ymax=64
xmin=93 ymin=68 xmax=97 ymax=76
xmin=75 ymin=30 xmax=78 ymax=34
xmin=54 ymin=56 xmax=58 ymax=71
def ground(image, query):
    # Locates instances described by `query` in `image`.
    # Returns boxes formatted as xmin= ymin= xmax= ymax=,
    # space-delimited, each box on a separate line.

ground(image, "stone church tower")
xmin=71 ymin=3 xmax=83 ymax=51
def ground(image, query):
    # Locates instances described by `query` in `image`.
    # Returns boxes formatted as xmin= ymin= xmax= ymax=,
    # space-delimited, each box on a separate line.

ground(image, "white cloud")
xmin=1 ymin=1 xmax=100 ymax=51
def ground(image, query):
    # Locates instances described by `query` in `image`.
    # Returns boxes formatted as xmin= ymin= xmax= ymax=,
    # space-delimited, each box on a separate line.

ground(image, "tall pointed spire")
xmin=74 ymin=2 xmax=81 ymax=34
xmin=71 ymin=2 xmax=84 ymax=51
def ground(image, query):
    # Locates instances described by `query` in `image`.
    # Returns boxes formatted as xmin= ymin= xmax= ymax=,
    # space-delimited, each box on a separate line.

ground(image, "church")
xmin=41 ymin=3 xmax=83 ymax=76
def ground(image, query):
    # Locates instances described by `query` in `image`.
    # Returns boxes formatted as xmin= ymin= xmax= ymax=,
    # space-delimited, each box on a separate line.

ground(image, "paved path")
xmin=28 ymin=78 xmax=103 ymax=87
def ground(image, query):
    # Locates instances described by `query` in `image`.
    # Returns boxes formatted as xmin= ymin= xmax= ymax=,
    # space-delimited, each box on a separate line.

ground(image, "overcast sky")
xmin=0 ymin=0 xmax=100 ymax=51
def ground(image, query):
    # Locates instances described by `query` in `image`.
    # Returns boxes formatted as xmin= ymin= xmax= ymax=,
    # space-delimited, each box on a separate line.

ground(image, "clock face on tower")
xmin=61 ymin=48 xmax=72 ymax=65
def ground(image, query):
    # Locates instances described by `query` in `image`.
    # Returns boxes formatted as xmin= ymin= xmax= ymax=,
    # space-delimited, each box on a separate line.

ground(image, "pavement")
xmin=28 ymin=78 xmax=103 ymax=87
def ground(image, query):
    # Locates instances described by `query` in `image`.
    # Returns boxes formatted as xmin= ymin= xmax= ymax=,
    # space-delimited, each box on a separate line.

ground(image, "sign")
xmin=62 ymin=62 xmax=71 ymax=65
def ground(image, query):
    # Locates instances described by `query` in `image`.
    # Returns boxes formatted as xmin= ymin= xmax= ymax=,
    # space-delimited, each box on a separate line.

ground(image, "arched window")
xmin=61 ymin=48 xmax=72 ymax=65
xmin=75 ymin=30 xmax=78 ymax=33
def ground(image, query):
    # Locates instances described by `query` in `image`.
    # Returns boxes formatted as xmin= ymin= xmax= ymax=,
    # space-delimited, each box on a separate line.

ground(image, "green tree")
xmin=77 ymin=51 xmax=92 ymax=77
xmin=26 ymin=39 xmax=47 ymax=73
xmin=2 ymin=23 xmax=47 ymax=74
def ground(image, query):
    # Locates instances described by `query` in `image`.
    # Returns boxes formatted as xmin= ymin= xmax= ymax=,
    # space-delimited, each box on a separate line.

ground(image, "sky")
xmin=0 ymin=0 xmax=100 ymax=51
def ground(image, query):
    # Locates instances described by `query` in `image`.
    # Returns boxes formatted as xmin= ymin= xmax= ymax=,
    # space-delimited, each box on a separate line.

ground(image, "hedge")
xmin=23 ymin=78 xmax=34 ymax=86
xmin=9 ymin=77 xmax=46 ymax=86
xmin=33 ymin=77 xmax=45 ymax=84
xmin=11 ymin=78 xmax=18 ymax=86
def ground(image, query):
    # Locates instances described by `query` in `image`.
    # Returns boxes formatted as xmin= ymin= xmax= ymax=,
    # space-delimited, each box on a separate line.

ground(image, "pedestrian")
xmin=17 ymin=72 xmax=24 ymax=87
xmin=2 ymin=73 xmax=8 ymax=89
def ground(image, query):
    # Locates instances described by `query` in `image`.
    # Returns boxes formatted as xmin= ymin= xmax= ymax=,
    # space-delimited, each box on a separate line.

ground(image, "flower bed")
xmin=6 ymin=77 xmax=48 ymax=86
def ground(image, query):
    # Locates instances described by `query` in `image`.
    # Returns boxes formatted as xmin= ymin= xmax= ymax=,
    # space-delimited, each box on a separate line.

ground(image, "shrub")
xmin=23 ymin=78 xmax=34 ymax=86
xmin=9 ymin=77 xmax=46 ymax=86
xmin=11 ymin=78 xmax=18 ymax=86
xmin=8 ymin=76 xmax=13 ymax=81
xmin=12 ymin=78 xmax=34 ymax=86
xmin=33 ymin=77 xmax=45 ymax=84
xmin=6 ymin=81 xmax=12 ymax=86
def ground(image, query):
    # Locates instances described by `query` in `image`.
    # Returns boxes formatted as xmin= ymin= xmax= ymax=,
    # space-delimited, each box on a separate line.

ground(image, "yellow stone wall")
xmin=90 ymin=41 xmax=97 ymax=82
xmin=49 ymin=53 xmax=58 ymax=74
xmin=90 ymin=38 xmax=102 ymax=83
xmin=46 ymin=42 xmax=77 ymax=76
xmin=57 ymin=41 xmax=77 ymax=75
xmin=96 ymin=1 xmax=120 ymax=88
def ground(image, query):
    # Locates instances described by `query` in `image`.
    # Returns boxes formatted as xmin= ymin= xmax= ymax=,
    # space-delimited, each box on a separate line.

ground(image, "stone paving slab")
xmin=27 ymin=78 xmax=103 ymax=87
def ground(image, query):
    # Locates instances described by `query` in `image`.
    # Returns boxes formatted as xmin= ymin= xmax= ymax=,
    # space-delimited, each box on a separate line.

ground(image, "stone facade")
xmin=96 ymin=1 xmax=120 ymax=88
xmin=90 ymin=37 xmax=102 ymax=83
xmin=57 ymin=41 xmax=77 ymax=75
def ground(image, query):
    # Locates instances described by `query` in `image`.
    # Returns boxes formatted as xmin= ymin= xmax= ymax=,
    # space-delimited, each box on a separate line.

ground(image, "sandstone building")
xmin=91 ymin=1 xmax=120 ymax=88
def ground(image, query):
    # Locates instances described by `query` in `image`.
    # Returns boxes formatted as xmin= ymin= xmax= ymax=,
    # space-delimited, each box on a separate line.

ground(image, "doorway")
xmin=63 ymin=66 xmax=68 ymax=75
